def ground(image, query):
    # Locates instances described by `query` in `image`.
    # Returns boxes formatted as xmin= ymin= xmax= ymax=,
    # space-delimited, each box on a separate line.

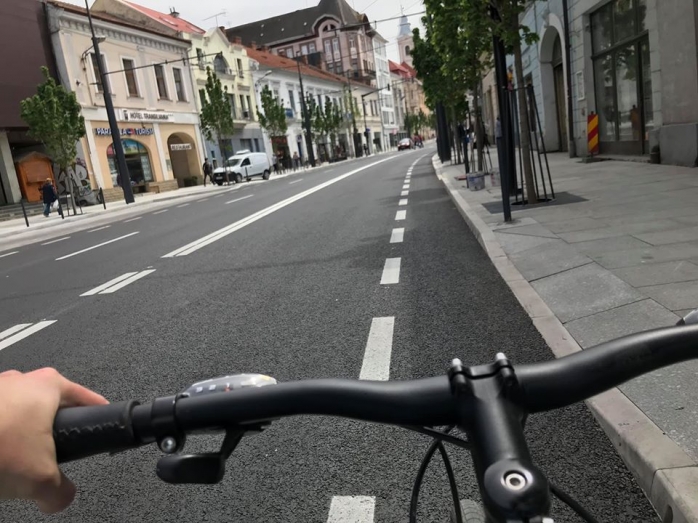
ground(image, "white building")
xmin=373 ymin=34 xmax=397 ymax=149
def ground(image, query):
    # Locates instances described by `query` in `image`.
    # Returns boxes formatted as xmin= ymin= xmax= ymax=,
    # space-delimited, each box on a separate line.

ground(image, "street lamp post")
xmin=84 ymin=0 xmax=134 ymax=204
xmin=296 ymin=54 xmax=316 ymax=168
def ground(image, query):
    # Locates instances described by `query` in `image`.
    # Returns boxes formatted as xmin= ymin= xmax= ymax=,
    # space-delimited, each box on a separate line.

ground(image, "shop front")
xmin=591 ymin=0 xmax=652 ymax=155
xmin=84 ymin=119 xmax=202 ymax=199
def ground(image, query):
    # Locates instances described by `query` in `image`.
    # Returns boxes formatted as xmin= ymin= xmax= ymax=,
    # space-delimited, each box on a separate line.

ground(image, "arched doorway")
xmin=539 ymin=25 xmax=568 ymax=152
xmin=167 ymin=133 xmax=199 ymax=187
xmin=107 ymin=139 xmax=153 ymax=188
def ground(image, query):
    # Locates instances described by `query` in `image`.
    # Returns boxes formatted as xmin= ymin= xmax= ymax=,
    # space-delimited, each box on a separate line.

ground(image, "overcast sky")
xmin=66 ymin=0 xmax=425 ymax=61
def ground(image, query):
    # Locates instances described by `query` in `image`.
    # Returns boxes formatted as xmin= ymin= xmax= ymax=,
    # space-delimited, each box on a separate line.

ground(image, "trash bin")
xmin=467 ymin=172 xmax=486 ymax=191
xmin=490 ymin=170 xmax=500 ymax=187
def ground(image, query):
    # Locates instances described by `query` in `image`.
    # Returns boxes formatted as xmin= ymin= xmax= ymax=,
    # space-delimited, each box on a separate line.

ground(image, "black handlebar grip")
xmin=53 ymin=401 xmax=140 ymax=463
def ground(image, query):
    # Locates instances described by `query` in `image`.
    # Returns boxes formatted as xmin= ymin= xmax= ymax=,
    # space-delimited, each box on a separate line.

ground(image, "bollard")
xmin=99 ymin=187 xmax=106 ymax=209
xmin=20 ymin=199 xmax=29 ymax=228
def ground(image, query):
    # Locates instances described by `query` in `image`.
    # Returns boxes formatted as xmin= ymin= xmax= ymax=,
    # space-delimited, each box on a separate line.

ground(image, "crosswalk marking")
xmin=0 ymin=321 xmax=57 ymax=352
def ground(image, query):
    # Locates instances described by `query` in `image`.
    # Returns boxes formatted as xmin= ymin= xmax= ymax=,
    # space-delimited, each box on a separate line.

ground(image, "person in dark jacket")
xmin=41 ymin=179 xmax=57 ymax=217
xmin=202 ymin=158 xmax=213 ymax=186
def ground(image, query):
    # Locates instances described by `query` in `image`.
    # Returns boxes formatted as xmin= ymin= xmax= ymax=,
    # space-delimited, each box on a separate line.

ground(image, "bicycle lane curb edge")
xmin=431 ymin=154 xmax=698 ymax=523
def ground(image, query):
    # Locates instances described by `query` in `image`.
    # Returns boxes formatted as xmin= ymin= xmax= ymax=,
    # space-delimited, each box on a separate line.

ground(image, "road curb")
xmin=432 ymin=154 xmax=698 ymax=523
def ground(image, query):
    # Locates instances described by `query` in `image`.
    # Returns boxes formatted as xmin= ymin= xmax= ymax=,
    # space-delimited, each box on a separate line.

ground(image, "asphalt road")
xmin=0 ymin=148 xmax=657 ymax=522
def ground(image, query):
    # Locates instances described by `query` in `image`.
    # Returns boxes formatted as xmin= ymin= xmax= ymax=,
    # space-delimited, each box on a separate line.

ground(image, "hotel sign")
xmin=120 ymin=110 xmax=174 ymax=122
xmin=94 ymin=127 xmax=154 ymax=136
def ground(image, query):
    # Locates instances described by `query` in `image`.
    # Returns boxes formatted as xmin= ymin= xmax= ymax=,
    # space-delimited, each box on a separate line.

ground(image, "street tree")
xmin=257 ymin=85 xmax=288 ymax=140
xmin=20 ymin=66 xmax=86 ymax=190
xmin=323 ymin=99 xmax=343 ymax=159
xmin=200 ymin=67 xmax=235 ymax=172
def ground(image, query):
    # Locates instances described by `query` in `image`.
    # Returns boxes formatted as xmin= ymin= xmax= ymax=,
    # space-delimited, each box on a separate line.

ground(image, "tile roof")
xmin=226 ymin=0 xmax=368 ymax=47
xmin=123 ymin=1 xmax=205 ymax=35
xmin=246 ymin=46 xmax=349 ymax=86
xmin=46 ymin=0 xmax=189 ymax=42
xmin=389 ymin=60 xmax=416 ymax=78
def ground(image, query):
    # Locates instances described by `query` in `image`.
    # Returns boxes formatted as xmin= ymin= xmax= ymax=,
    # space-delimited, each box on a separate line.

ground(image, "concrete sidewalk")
xmin=434 ymin=152 xmax=698 ymax=522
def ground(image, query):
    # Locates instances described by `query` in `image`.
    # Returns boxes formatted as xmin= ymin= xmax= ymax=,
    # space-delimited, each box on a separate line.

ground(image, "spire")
xmin=398 ymin=9 xmax=411 ymax=37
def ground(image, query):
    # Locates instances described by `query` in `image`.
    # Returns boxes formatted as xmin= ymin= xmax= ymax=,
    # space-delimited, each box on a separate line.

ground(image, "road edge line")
xmin=431 ymin=154 xmax=696 ymax=523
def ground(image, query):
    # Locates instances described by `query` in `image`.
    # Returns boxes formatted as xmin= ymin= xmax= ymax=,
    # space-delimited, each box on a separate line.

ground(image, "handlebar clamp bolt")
xmin=160 ymin=436 xmax=178 ymax=454
xmin=503 ymin=471 xmax=527 ymax=491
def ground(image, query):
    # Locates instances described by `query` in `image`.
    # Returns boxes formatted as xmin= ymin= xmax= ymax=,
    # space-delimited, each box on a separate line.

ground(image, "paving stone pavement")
xmin=442 ymin=150 xmax=698 ymax=463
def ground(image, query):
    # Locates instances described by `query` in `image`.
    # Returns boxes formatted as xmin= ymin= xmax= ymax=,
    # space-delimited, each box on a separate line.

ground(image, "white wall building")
xmin=373 ymin=34 xmax=397 ymax=149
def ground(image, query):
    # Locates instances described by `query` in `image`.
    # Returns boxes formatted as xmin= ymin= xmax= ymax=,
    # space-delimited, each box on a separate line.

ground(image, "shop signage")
xmin=94 ymin=127 xmax=154 ymax=136
xmin=170 ymin=143 xmax=192 ymax=151
xmin=120 ymin=110 xmax=174 ymax=122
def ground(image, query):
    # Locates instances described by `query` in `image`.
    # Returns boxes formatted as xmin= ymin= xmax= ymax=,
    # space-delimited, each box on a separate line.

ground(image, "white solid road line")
xmin=100 ymin=270 xmax=156 ymax=294
xmin=327 ymin=496 xmax=376 ymax=523
xmin=401 ymin=190 xmax=409 ymax=197
xmin=390 ymin=228 xmax=405 ymax=244
xmin=395 ymin=210 xmax=407 ymax=221
xmin=399 ymin=198 xmax=408 ymax=206
xmin=0 ymin=251 xmax=19 ymax=259
xmin=381 ymin=258 xmax=401 ymax=285
xmin=88 ymin=225 xmax=111 ymax=233
xmin=225 ymin=194 xmax=254 ymax=205
xmin=289 ymin=179 xmax=304 ymax=184
xmin=0 ymin=321 xmax=57 ymax=352
xmin=360 ymin=317 xmax=394 ymax=381
xmin=196 ymin=198 xmax=210 ymax=203
xmin=164 ymin=157 xmax=392 ymax=258
xmin=80 ymin=272 xmax=138 ymax=296
xmin=56 ymin=232 xmax=139 ymax=261
xmin=124 ymin=216 xmax=142 ymax=223
xmin=153 ymin=209 xmax=169 ymax=215
xmin=177 ymin=203 xmax=190 ymax=208
xmin=42 ymin=237 xmax=71 ymax=245
xmin=0 ymin=324 xmax=32 ymax=341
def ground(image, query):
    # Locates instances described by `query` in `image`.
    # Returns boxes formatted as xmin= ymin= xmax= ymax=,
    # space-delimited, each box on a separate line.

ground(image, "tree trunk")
xmin=513 ymin=42 xmax=537 ymax=204
xmin=473 ymin=83 xmax=484 ymax=172
xmin=451 ymin=107 xmax=461 ymax=165
xmin=218 ymin=137 xmax=229 ymax=184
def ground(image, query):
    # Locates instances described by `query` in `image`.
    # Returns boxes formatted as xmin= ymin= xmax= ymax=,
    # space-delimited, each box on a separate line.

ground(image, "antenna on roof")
xmin=202 ymin=10 xmax=227 ymax=27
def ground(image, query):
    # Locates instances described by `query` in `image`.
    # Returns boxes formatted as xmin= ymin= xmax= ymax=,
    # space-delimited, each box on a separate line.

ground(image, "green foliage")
xmin=199 ymin=67 xmax=235 ymax=158
xmin=257 ymin=85 xmax=288 ymax=138
xmin=20 ymin=67 xmax=86 ymax=177
xmin=405 ymin=109 xmax=432 ymax=137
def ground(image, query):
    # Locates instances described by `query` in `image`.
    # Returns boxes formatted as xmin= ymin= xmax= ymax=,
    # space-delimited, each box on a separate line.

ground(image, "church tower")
xmin=397 ymin=11 xmax=413 ymax=67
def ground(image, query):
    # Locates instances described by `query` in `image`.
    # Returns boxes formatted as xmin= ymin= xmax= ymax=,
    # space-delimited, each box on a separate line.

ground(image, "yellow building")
xmin=46 ymin=0 xmax=205 ymax=201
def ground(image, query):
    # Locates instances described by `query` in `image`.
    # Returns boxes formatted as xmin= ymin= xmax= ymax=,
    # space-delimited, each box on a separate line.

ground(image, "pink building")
xmin=225 ymin=0 xmax=379 ymax=86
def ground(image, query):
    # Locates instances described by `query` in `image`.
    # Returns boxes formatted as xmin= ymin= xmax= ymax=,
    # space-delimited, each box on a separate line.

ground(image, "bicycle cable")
xmin=550 ymin=482 xmax=600 ymax=523
xmin=408 ymin=426 xmax=464 ymax=523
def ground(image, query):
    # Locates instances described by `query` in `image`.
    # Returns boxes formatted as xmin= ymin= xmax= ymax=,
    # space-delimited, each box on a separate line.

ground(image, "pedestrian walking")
xmin=495 ymin=116 xmax=505 ymax=176
xmin=202 ymin=158 xmax=214 ymax=186
xmin=292 ymin=151 xmax=300 ymax=171
xmin=41 ymin=178 xmax=58 ymax=217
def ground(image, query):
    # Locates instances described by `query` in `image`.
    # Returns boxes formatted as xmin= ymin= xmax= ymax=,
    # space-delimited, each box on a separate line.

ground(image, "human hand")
xmin=0 ymin=368 xmax=108 ymax=513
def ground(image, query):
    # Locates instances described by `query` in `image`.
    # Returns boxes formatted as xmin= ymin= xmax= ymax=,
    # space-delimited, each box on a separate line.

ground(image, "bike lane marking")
xmin=0 ymin=321 xmax=57 ymax=352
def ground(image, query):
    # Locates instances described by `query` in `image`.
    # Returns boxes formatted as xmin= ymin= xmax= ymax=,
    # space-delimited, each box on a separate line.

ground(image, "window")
xmin=254 ymin=138 xmax=260 ymax=152
xmin=199 ymin=89 xmax=207 ymax=107
xmin=332 ymin=38 xmax=340 ymax=57
xmin=154 ymin=64 xmax=169 ymax=99
xmin=240 ymin=95 xmax=247 ymax=115
xmin=287 ymin=47 xmax=295 ymax=57
xmin=122 ymin=58 xmax=139 ymax=97
xmin=335 ymin=61 xmax=343 ymax=74
xmin=328 ymin=63 xmax=335 ymax=73
xmin=90 ymin=53 xmax=108 ymax=93
xmin=237 ymin=58 xmax=244 ymax=77
xmin=279 ymin=49 xmax=286 ymax=57
xmin=173 ymin=68 xmax=186 ymax=101
xmin=309 ymin=43 xmax=316 ymax=53
xmin=213 ymin=55 xmax=227 ymax=75
xmin=288 ymin=90 xmax=296 ymax=113
xmin=196 ymin=48 xmax=204 ymax=64
xmin=324 ymin=40 xmax=332 ymax=62
xmin=227 ymin=93 xmax=237 ymax=119
xmin=405 ymin=45 xmax=411 ymax=56
xmin=246 ymin=96 xmax=252 ymax=118
xmin=107 ymin=139 xmax=152 ymax=186
xmin=301 ymin=44 xmax=308 ymax=55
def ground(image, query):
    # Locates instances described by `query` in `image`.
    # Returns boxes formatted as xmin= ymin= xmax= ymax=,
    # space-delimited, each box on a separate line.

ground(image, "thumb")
xmin=35 ymin=470 xmax=76 ymax=514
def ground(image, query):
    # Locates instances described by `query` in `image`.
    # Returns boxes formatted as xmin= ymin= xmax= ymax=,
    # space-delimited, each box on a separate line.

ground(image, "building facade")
xmin=225 ymin=0 xmax=379 ymax=87
xmin=391 ymin=65 xmax=409 ymax=141
xmin=397 ymin=13 xmax=414 ymax=69
xmin=374 ymin=34 xmax=397 ymax=148
xmin=0 ymin=0 xmax=57 ymax=205
xmin=47 ymin=0 xmax=204 ymax=200
xmin=248 ymin=47 xmax=381 ymax=163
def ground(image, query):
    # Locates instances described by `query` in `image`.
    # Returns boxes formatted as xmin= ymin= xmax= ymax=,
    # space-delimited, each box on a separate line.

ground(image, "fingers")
xmin=34 ymin=469 xmax=76 ymax=514
xmin=27 ymin=368 xmax=108 ymax=408
xmin=0 ymin=370 xmax=22 ymax=378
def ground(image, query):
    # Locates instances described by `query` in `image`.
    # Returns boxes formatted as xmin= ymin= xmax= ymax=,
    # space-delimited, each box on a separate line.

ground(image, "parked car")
xmin=398 ymin=138 xmax=414 ymax=151
xmin=213 ymin=151 xmax=271 ymax=185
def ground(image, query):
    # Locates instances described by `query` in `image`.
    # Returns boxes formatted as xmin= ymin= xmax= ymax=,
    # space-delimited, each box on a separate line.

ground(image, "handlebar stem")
xmin=450 ymin=358 xmax=551 ymax=522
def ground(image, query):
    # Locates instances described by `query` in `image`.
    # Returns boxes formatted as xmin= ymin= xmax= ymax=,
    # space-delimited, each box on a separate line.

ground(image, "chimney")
xmin=250 ymin=40 xmax=257 ymax=49
xmin=233 ymin=36 xmax=242 ymax=45
xmin=169 ymin=7 xmax=179 ymax=18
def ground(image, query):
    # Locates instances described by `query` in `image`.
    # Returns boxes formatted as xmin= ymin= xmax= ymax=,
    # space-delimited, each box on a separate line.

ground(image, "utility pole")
xmin=362 ymin=97 xmax=370 ymax=155
xmin=490 ymin=4 xmax=513 ymax=222
xmin=345 ymin=73 xmax=361 ymax=157
xmin=296 ymin=54 xmax=316 ymax=167
xmin=85 ymin=0 xmax=134 ymax=204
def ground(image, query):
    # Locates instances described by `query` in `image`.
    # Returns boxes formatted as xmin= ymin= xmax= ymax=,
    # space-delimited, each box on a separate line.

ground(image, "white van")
xmin=213 ymin=150 xmax=271 ymax=185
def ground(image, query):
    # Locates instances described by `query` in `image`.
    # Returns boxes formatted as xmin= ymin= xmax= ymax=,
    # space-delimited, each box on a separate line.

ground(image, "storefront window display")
xmin=107 ymin=139 xmax=153 ymax=186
